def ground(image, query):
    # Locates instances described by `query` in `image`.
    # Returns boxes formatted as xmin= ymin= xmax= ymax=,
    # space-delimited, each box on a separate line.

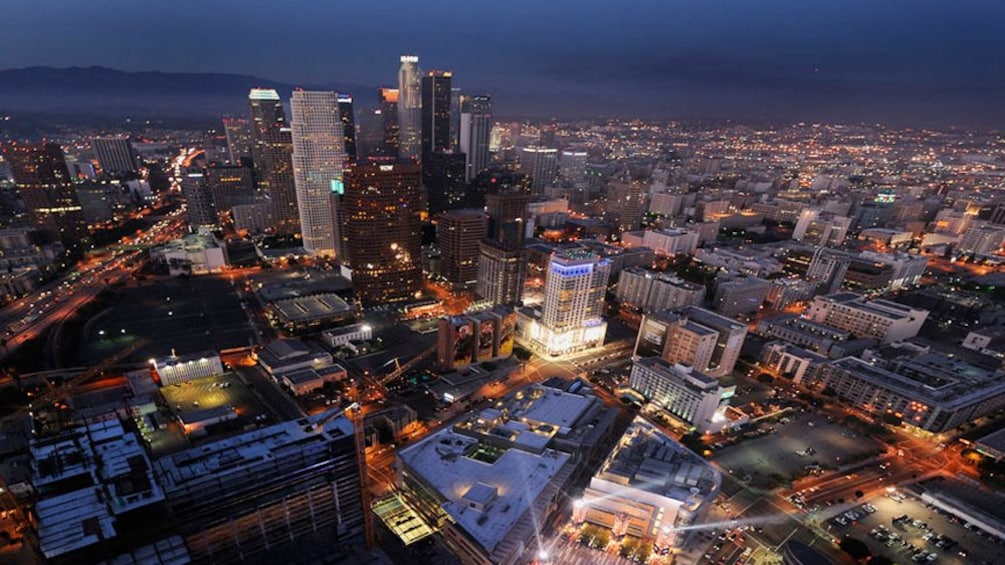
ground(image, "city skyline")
xmin=1 ymin=1 xmax=1004 ymax=127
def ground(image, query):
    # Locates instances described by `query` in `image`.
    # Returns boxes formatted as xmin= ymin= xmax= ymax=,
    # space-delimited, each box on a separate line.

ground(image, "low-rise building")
xmin=279 ymin=364 xmax=348 ymax=396
xmin=151 ymin=229 xmax=228 ymax=275
xmin=395 ymin=381 xmax=618 ymax=565
xmin=267 ymin=292 xmax=356 ymax=333
xmin=575 ymin=417 xmax=721 ymax=552
xmin=813 ymin=353 xmax=1005 ymax=433
xmin=806 ymin=292 xmax=929 ymax=343
xmin=257 ymin=338 xmax=334 ymax=377
xmin=151 ymin=350 xmax=224 ymax=386
xmin=628 ymin=357 xmax=735 ymax=433
xmin=322 ymin=323 xmax=373 ymax=349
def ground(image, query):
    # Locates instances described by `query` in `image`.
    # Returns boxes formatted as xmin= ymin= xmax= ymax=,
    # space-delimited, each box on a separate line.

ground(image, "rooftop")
xmin=155 ymin=408 xmax=353 ymax=492
xmin=595 ymin=417 xmax=720 ymax=503
xmin=270 ymin=293 xmax=353 ymax=322
xmin=397 ymin=426 xmax=570 ymax=553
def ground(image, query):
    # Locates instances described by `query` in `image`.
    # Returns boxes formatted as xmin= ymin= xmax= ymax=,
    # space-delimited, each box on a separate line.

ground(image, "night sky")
xmin=3 ymin=0 xmax=1004 ymax=126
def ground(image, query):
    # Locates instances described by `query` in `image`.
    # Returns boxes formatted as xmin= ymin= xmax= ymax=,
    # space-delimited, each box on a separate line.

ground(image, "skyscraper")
xmin=337 ymin=94 xmax=357 ymax=162
xmin=450 ymin=87 xmax=462 ymax=151
xmin=379 ymin=87 xmax=400 ymax=156
xmin=485 ymin=189 xmax=530 ymax=247
xmin=180 ymin=169 xmax=216 ymax=228
xmin=290 ymin=90 xmax=347 ymax=257
xmin=397 ymin=55 xmax=422 ymax=161
xmin=476 ymin=241 xmax=525 ymax=306
xmin=459 ymin=94 xmax=492 ymax=182
xmin=248 ymin=88 xmax=299 ymax=234
xmin=519 ymin=146 xmax=559 ymax=195
xmin=2 ymin=142 xmax=88 ymax=255
xmin=437 ymin=209 xmax=487 ymax=288
xmin=342 ymin=163 xmax=423 ymax=304
xmin=91 ymin=135 xmax=138 ymax=175
xmin=421 ymin=70 xmax=453 ymax=159
xmin=517 ymin=248 xmax=610 ymax=356
xmin=205 ymin=164 xmax=255 ymax=218
xmin=222 ymin=117 xmax=253 ymax=165
xmin=422 ymin=151 xmax=466 ymax=212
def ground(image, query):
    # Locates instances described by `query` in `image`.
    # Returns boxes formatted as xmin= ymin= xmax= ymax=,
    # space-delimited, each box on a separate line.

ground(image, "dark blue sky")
xmin=3 ymin=0 xmax=1005 ymax=126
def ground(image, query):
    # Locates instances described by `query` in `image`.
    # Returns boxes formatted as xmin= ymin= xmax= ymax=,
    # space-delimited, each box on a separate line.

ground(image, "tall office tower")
xmin=222 ymin=117 xmax=253 ymax=165
xmin=248 ymin=88 xmax=299 ymax=234
xmin=476 ymin=240 xmax=525 ymax=306
xmin=342 ymin=163 xmax=423 ymax=304
xmin=449 ymin=87 xmax=461 ymax=150
xmin=205 ymin=164 xmax=255 ymax=218
xmin=337 ymin=94 xmax=358 ymax=162
xmin=421 ymin=70 xmax=453 ymax=159
xmin=519 ymin=146 xmax=559 ymax=195
xmin=559 ymin=150 xmax=588 ymax=183
xmin=459 ymin=94 xmax=492 ymax=182
xmin=379 ymin=87 xmax=400 ymax=156
xmin=518 ymin=248 xmax=610 ymax=355
xmin=2 ymin=142 xmax=87 ymax=254
xmin=180 ymin=169 xmax=217 ymax=228
xmin=397 ymin=55 xmax=422 ymax=161
xmin=605 ymin=179 xmax=645 ymax=235
xmin=248 ymin=88 xmax=287 ymax=178
xmin=290 ymin=90 xmax=347 ymax=257
xmin=485 ymin=189 xmax=530 ymax=247
xmin=91 ymin=135 xmax=138 ymax=175
xmin=438 ymin=209 xmax=487 ymax=288
xmin=155 ymin=410 xmax=364 ymax=562
xmin=422 ymin=151 xmax=467 ymax=212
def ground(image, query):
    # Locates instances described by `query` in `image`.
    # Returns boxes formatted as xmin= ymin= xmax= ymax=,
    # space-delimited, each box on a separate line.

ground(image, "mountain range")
xmin=0 ymin=66 xmax=373 ymax=120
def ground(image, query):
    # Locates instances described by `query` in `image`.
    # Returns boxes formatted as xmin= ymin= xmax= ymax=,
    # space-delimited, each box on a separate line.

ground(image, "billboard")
xmin=476 ymin=316 xmax=497 ymax=361
xmin=636 ymin=317 xmax=670 ymax=358
xmin=498 ymin=311 xmax=516 ymax=357
xmin=452 ymin=319 xmax=475 ymax=368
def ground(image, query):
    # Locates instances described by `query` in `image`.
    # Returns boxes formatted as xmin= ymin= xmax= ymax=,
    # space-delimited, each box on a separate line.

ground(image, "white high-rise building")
xmin=397 ymin=55 xmax=422 ymax=161
xmin=459 ymin=94 xmax=492 ymax=181
xmin=517 ymin=248 xmax=610 ymax=356
xmin=290 ymin=90 xmax=346 ymax=257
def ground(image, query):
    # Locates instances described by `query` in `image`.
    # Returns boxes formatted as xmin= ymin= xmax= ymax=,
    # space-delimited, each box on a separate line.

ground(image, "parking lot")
xmin=157 ymin=373 xmax=271 ymax=441
xmin=824 ymin=490 xmax=1004 ymax=565
xmin=76 ymin=276 xmax=256 ymax=365
xmin=713 ymin=412 xmax=884 ymax=487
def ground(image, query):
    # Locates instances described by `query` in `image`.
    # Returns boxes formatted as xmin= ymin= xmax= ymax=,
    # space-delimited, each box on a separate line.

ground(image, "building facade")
xmin=342 ymin=163 xmax=424 ymax=305
xmin=291 ymin=90 xmax=347 ymax=256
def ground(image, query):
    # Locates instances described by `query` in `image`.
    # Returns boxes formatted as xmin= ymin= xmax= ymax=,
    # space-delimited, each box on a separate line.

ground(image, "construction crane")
xmin=349 ymin=401 xmax=375 ymax=549
xmin=29 ymin=337 xmax=152 ymax=412
xmin=378 ymin=343 xmax=437 ymax=387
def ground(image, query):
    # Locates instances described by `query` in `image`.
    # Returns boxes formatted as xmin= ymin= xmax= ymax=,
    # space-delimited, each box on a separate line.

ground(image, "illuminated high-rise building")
xmin=421 ymin=70 xmax=453 ymax=158
xmin=379 ymin=87 xmax=400 ymax=156
xmin=248 ymin=88 xmax=299 ymax=234
xmin=90 ymin=135 xmax=138 ymax=175
xmin=2 ymin=142 xmax=88 ymax=255
xmin=337 ymin=94 xmax=357 ymax=162
xmin=342 ymin=163 xmax=423 ymax=305
xmin=459 ymin=94 xmax=492 ymax=181
xmin=519 ymin=146 xmax=559 ymax=195
xmin=517 ymin=248 xmax=610 ymax=356
xmin=290 ymin=90 xmax=347 ymax=257
xmin=437 ymin=209 xmax=487 ymax=288
xmin=222 ymin=117 xmax=253 ymax=165
xmin=397 ymin=55 xmax=422 ymax=161
xmin=477 ymin=241 xmax=525 ymax=306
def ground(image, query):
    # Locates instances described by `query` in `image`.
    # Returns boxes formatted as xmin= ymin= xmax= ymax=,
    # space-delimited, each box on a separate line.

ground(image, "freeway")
xmin=0 ymin=156 xmax=193 ymax=366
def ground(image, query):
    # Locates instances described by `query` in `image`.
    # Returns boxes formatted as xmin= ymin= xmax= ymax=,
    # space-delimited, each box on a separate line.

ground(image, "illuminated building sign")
xmin=331 ymin=179 xmax=344 ymax=195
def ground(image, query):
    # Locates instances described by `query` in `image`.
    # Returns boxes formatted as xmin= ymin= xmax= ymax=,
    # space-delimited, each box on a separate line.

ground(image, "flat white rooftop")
xmin=397 ymin=426 xmax=570 ymax=552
